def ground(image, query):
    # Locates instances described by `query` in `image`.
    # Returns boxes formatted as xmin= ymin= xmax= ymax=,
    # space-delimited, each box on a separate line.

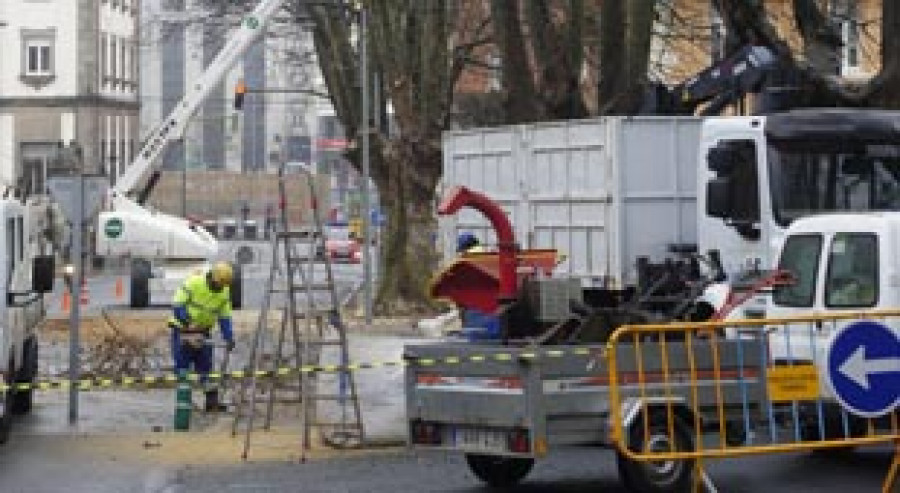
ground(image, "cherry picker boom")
xmin=95 ymin=0 xmax=291 ymax=307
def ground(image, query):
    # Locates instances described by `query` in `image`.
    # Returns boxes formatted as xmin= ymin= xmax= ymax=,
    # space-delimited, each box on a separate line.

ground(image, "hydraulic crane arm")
xmin=115 ymin=0 xmax=288 ymax=202
xmin=643 ymin=45 xmax=777 ymax=116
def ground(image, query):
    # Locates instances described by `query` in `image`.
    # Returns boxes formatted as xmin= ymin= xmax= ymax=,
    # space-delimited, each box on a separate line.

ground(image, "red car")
xmin=324 ymin=227 xmax=361 ymax=263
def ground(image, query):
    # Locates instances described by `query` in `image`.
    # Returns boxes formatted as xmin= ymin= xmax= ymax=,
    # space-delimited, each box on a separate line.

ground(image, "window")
xmin=20 ymin=29 xmax=56 ymax=83
xmin=768 ymin=144 xmax=900 ymax=227
xmin=487 ymin=52 xmax=502 ymax=92
xmin=110 ymin=36 xmax=118 ymax=85
xmin=832 ymin=0 xmax=861 ymax=75
xmin=100 ymin=33 xmax=108 ymax=86
xmin=773 ymin=234 xmax=823 ymax=308
xmin=17 ymin=217 xmax=24 ymax=262
xmin=121 ymin=39 xmax=128 ymax=85
xmin=825 ymin=233 xmax=878 ymax=308
xmin=6 ymin=218 xmax=15 ymax=287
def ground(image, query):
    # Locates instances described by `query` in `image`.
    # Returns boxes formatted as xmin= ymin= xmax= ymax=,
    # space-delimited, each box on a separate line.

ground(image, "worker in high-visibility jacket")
xmin=169 ymin=262 xmax=236 ymax=412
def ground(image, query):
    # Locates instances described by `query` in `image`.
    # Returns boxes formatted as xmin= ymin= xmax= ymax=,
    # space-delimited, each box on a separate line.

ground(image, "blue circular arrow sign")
xmin=824 ymin=320 xmax=900 ymax=418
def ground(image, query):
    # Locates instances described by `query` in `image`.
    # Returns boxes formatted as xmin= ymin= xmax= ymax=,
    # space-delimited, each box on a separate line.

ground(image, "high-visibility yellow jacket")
xmin=170 ymin=273 xmax=232 ymax=331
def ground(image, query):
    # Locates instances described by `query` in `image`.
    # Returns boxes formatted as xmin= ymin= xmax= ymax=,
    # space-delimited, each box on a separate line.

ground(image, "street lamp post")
xmin=359 ymin=6 xmax=373 ymax=325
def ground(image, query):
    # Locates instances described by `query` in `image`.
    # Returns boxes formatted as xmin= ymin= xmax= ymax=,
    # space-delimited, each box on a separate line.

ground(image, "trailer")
xmin=405 ymin=339 xmax=766 ymax=492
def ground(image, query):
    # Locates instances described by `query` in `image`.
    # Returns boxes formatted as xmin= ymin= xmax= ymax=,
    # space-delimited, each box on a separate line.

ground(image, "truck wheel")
xmin=230 ymin=264 xmax=243 ymax=310
xmin=617 ymin=413 xmax=694 ymax=493
xmin=800 ymin=403 xmax=866 ymax=454
xmin=130 ymin=259 xmax=151 ymax=308
xmin=464 ymin=454 xmax=534 ymax=488
xmin=11 ymin=337 xmax=37 ymax=415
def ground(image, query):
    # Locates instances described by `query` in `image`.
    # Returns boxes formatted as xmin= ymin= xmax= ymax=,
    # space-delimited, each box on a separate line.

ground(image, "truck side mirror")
xmin=706 ymin=178 xmax=732 ymax=219
xmin=707 ymin=145 xmax=737 ymax=174
xmin=32 ymin=255 xmax=55 ymax=293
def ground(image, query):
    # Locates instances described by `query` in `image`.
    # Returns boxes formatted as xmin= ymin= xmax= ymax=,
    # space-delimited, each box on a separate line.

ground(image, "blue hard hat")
xmin=457 ymin=232 xmax=478 ymax=253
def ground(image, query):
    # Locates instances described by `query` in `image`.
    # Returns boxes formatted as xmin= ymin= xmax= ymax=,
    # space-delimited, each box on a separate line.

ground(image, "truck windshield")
xmin=773 ymin=234 xmax=822 ymax=308
xmin=768 ymin=144 xmax=900 ymax=226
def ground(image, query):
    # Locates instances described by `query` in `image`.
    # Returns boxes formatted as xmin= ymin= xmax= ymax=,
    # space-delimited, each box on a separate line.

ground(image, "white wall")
xmin=0 ymin=0 xmax=80 ymax=98
xmin=0 ymin=115 xmax=14 ymax=189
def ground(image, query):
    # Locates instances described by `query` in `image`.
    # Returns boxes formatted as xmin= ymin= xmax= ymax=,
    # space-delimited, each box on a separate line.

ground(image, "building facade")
xmin=0 ymin=0 xmax=139 ymax=195
xmin=140 ymin=0 xmax=318 ymax=175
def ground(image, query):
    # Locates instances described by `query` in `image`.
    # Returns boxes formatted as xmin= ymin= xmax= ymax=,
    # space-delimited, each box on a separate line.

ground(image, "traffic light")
xmin=234 ymin=80 xmax=247 ymax=110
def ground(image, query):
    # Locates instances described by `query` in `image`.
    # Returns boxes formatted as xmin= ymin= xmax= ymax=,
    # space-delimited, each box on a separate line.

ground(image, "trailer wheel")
xmin=130 ymin=259 xmax=151 ymax=308
xmin=617 ymin=413 xmax=694 ymax=493
xmin=464 ymin=454 xmax=534 ymax=488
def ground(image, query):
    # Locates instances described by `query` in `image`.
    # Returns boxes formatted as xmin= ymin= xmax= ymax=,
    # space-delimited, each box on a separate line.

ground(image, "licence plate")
xmin=452 ymin=426 xmax=508 ymax=453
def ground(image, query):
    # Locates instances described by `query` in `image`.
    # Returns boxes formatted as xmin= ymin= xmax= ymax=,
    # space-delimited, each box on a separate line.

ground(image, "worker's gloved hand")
xmin=226 ymin=339 xmax=236 ymax=352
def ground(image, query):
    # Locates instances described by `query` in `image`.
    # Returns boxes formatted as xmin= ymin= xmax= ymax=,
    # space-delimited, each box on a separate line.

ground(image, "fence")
xmin=606 ymin=310 xmax=900 ymax=493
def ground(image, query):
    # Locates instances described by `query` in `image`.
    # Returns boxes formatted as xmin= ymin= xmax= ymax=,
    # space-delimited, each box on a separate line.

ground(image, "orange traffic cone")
xmin=114 ymin=277 xmax=124 ymax=300
xmin=61 ymin=290 xmax=71 ymax=313
xmin=80 ymin=278 xmax=90 ymax=306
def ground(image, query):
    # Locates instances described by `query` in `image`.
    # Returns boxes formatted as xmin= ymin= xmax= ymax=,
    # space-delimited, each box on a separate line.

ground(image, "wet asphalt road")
xmin=173 ymin=445 xmax=897 ymax=493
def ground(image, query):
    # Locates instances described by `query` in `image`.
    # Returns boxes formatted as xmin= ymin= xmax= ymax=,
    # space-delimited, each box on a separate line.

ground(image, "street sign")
xmin=767 ymin=364 xmax=820 ymax=402
xmin=47 ymin=176 xmax=108 ymax=223
xmin=824 ymin=320 xmax=900 ymax=418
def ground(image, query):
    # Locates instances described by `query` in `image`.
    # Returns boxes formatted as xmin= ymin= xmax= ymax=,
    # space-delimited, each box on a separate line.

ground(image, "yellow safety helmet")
xmin=210 ymin=262 xmax=234 ymax=287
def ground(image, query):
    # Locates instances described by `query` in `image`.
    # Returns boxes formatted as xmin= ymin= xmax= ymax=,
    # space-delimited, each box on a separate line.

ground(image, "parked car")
xmin=324 ymin=226 xmax=361 ymax=263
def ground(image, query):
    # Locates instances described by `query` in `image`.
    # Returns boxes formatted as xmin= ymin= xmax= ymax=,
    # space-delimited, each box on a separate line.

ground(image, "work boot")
xmin=204 ymin=390 xmax=227 ymax=412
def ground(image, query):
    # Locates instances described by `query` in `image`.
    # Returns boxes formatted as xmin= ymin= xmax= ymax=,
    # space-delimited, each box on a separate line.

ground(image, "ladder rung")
xmin=293 ymin=311 xmax=335 ymax=319
xmin=302 ymin=339 xmax=344 ymax=346
xmin=286 ymin=258 xmax=318 ymax=264
xmin=277 ymin=230 xmax=318 ymax=239
xmin=313 ymin=422 xmax=364 ymax=429
xmin=270 ymin=284 xmax=334 ymax=293
xmin=305 ymin=394 xmax=355 ymax=401
xmin=289 ymin=283 xmax=335 ymax=291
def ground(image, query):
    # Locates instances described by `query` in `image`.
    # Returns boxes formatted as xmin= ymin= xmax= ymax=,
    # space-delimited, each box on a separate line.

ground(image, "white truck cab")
xmin=699 ymin=109 xmax=900 ymax=320
xmin=765 ymin=213 xmax=900 ymax=364
xmin=0 ymin=198 xmax=55 ymax=442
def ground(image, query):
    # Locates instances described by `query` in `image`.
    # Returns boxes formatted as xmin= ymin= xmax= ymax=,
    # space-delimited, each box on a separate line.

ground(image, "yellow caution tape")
xmin=6 ymin=346 xmax=601 ymax=393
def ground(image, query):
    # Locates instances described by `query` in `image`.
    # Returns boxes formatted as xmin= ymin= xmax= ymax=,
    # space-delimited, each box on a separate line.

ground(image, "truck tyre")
xmin=0 ymin=356 xmax=15 ymax=444
xmin=464 ymin=454 xmax=534 ymax=488
xmin=130 ymin=259 xmax=151 ymax=308
xmin=11 ymin=337 xmax=38 ymax=415
xmin=800 ymin=403 xmax=866 ymax=455
xmin=617 ymin=413 xmax=694 ymax=493
xmin=230 ymin=264 xmax=243 ymax=310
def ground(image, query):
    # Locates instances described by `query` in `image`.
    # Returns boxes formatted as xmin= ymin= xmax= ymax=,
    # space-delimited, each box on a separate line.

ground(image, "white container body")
xmin=440 ymin=117 xmax=703 ymax=288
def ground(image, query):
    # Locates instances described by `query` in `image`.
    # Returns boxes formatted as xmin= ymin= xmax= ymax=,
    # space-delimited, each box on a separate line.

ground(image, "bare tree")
xmin=598 ymin=0 xmax=656 ymax=114
xmin=714 ymin=0 xmax=900 ymax=109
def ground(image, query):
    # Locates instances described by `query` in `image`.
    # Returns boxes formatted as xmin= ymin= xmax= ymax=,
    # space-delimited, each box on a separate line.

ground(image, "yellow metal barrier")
xmin=606 ymin=310 xmax=900 ymax=493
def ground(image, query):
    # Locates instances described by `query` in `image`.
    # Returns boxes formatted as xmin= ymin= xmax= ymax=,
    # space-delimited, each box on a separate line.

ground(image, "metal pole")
xmin=360 ymin=7 xmax=372 ymax=325
xmin=69 ymin=166 xmax=83 ymax=424
xmin=182 ymin=151 xmax=187 ymax=218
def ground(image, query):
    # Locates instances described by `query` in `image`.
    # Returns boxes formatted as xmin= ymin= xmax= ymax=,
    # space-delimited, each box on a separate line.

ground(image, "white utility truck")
xmin=93 ymin=0 xmax=292 ymax=308
xmin=410 ymin=109 xmax=900 ymax=491
xmin=764 ymin=211 xmax=900 ymax=440
xmin=440 ymin=109 xmax=900 ymax=321
xmin=0 ymin=197 xmax=55 ymax=442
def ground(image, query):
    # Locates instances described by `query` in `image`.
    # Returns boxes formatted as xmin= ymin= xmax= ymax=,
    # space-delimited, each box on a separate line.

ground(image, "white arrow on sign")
xmin=838 ymin=346 xmax=900 ymax=390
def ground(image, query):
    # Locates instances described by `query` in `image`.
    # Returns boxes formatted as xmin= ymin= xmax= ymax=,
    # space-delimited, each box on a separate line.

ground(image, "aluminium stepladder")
xmin=231 ymin=166 xmax=364 ymax=460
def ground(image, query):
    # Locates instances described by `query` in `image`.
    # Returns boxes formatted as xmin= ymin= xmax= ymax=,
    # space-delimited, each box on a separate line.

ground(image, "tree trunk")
xmin=599 ymin=0 xmax=655 ymax=114
xmin=491 ymin=0 xmax=544 ymax=122
xmin=867 ymin=0 xmax=900 ymax=107
xmin=371 ymin=140 xmax=441 ymax=314
xmin=598 ymin=0 xmax=626 ymax=111
xmin=792 ymin=0 xmax=841 ymax=75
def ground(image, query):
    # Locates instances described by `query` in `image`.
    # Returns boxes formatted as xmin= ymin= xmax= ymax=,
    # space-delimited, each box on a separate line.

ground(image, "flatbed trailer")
xmin=405 ymin=339 xmax=767 ymax=492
